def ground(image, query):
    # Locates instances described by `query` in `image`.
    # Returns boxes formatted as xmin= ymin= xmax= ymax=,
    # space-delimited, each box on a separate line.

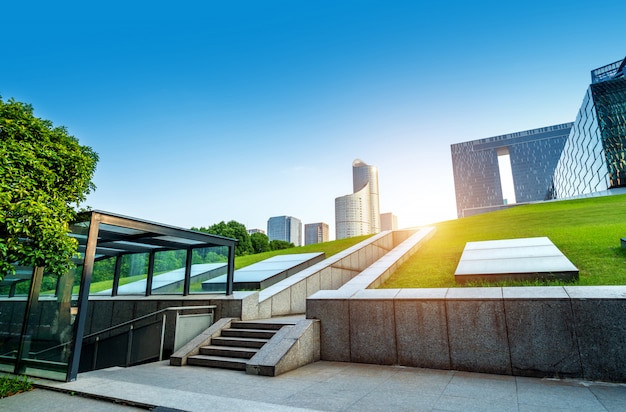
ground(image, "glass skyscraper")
xmin=451 ymin=55 xmax=626 ymax=216
xmin=552 ymin=57 xmax=626 ymax=198
xmin=304 ymin=222 xmax=329 ymax=245
xmin=267 ymin=216 xmax=302 ymax=246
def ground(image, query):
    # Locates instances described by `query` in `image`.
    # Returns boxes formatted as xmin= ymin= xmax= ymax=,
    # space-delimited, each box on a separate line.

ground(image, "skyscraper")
xmin=267 ymin=216 xmax=302 ymax=246
xmin=304 ymin=223 xmax=329 ymax=245
xmin=335 ymin=159 xmax=381 ymax=239
xmin=552 ymin=57 xmax=626 ymax=198
xmin=380 ymin=212 xmax=398 ymax=231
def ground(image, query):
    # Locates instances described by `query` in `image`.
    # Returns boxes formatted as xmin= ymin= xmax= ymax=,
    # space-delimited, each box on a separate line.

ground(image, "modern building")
xmin=267 ymin=216 xmax=302 ymax=246
xmin=451 ymin=123 xmax=573 ymax=218
xmin=304 ymin=223 xmax=329 ymax=245
xmin=380 ymin=212 xmax=398 ymax=231
xmin=552 ymin=57 xmax=626 ymax=198
xmin=335 ymin=159 xmax=381 ymax=239
xmin=451 ymin=56 xmax=626 ymax=217
xmin=247 ymin=228 xmax=265 ymax=235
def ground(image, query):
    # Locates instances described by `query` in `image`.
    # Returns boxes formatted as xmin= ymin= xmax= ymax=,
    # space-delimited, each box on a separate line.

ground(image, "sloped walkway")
xmin=6 ymin=361 xmax=625 ymax=411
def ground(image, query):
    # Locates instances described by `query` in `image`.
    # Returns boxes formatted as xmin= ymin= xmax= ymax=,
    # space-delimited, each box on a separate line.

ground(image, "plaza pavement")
xmin=2 ymin=360 xmax=626 ymax=411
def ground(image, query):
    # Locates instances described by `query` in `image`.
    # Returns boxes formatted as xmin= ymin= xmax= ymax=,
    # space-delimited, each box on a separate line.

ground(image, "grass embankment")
xmin=381 ymin=194 xmax=626 ymax=288
xmin=234 ymin=234 xmax=373 ymax=269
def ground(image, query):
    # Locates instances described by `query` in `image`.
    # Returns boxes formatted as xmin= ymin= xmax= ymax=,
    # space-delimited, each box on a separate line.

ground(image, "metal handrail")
xmin=29 ymin=305 xmax=216 ymax=358
xmin=83 ymin=305 xmax=216 ymax=340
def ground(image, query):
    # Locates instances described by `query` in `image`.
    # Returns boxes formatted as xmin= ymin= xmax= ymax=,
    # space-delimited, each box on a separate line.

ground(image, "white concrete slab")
xmin=455 ymin=237 xmax=578 ymax=284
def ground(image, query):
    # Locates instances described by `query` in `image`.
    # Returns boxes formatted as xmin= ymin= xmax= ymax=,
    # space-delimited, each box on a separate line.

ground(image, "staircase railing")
xmin=80 ymin=305 xmax=215 ymax=372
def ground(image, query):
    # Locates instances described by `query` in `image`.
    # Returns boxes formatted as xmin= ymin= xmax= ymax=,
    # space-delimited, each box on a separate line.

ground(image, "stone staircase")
xmin=186 ymin=321 xmax=289 ymax=371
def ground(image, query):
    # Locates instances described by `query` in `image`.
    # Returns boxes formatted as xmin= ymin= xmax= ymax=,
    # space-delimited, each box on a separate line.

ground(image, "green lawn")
xmin=380 ymin=194 xmax=626 ymax=288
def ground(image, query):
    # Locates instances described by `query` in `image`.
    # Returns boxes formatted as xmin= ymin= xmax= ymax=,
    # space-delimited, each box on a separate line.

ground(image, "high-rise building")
xmin=450 ymin=123 xmax=573 ymax=217
xmin=267 ymin=216 xmax=302 ymax=246
xmin=335 ymin=159 xmax=381 ymax=239
xmin=247 ymin=228 xmax=265 ymax=235
xmin=552 ymin=57 xmax=626 ymax=198
xmin=380 ymin=212 xmax=398 ymax=231
xmin=304 ymin=223 xmax=329 ymax=245
xmin=450 ymin=55 xmax=626 ymax=216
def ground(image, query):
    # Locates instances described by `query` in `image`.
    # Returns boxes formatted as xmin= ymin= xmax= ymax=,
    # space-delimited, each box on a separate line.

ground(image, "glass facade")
xmin=451 ymin=123 xmax=573 ymax=217
xmin=0 ymin=211 xmax=237 ymax=381
xmin=267 ymin=216 xmax=302 ymax=246
xmin=552 ymin=58 xmax=626 ymax=198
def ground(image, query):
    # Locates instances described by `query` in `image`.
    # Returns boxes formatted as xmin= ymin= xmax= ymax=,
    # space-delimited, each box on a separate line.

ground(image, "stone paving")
xmin=3 ymin=360 xmax=626 ymax=411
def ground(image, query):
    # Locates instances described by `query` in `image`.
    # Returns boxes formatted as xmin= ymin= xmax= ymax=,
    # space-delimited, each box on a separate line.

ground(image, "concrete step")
xmin=231 ymin=321 xmax=290 ymax=330
xmin=199 ymin=345 xmax=258 ymax=359
xmin=187 ymin=354 xmax=246 ymax=371
xmin=221 ymin=328 xmax=277 ymax=339
xmin=210 ymin=336 xmax=269 ymax=349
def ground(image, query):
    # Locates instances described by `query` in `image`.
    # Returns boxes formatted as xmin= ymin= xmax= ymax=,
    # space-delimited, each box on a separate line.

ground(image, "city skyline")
xmin=2 ymin=2 xmax=625 ymax=238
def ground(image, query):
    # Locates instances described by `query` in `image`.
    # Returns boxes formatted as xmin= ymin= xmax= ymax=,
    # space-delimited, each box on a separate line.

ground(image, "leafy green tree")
xmin=0 ymin=98 xmax=98 ymax=279
xmin=270 ymin=239 xmax=295 ymax=250
xmin=250 ymin=232 xmax=270 ymax=254
xmin=193 ymin=220 xmax=253 ymax=256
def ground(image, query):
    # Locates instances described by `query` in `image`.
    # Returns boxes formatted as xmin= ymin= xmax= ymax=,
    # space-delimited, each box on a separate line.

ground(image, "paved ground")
xmin=2 ymin=361 xmax=626 ymax=411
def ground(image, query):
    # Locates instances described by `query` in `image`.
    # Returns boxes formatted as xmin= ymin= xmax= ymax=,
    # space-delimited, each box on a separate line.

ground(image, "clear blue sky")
xmin=2 ymin=1 xmax=624 ymax=238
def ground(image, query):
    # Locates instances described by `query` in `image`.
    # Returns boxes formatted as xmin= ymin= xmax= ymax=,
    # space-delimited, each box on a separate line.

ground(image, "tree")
xmin=269 ymin=240 xmax=295 ymax=251
xmin=250 ymin=232 xmax=270 ymax=254
xmin=193 ymin=220 xmax=253 ymax=256
xmin=0 ymin=98 xmax=98 ymax=279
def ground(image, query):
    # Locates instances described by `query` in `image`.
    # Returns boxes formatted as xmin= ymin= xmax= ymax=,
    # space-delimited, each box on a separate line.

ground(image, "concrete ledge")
xmin=246 ymin=319 xmax=320 ymax=376
xmin=307 ymin=286 xmax=626 ymax=383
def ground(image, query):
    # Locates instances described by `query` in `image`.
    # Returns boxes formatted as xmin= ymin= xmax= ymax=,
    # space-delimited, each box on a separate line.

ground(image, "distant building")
xmin=335 ymin=159 xmax=381 ymax=239
xmin=450 ymin=55 xmax=626 ymax=217
xmin=450 ymin=123 xmax=573 ymax=218
xmin=267 ymin=216 xmax=302 ymax=246
xmin=247 ymin=228 xmax=265 ymax=235
xmin=380 ymin=213 xmax=398 ymax=231
xmin=304 ymin=223 xmax=329 ymax=245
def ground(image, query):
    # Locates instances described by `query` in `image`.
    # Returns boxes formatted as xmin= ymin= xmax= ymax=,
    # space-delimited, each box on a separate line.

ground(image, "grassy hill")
xmin=380 ymin=194 xmax=626 ymax=288
xmin=235 ymin=234 xmax=373 ymax=269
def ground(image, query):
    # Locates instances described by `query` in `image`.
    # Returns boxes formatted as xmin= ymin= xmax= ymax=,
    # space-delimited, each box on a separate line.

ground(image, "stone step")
xmin=187 ymin=354 xmax=246 ymax=371
xmin=221 ymin=328 xmax=277 ymax=340
xmin=210 ymin=336 xmax=269 ymax=349
xmin=231 ymin=321 xmax=290 ymax=331
xmin=199 ymin=345 xmax=258 ymax=359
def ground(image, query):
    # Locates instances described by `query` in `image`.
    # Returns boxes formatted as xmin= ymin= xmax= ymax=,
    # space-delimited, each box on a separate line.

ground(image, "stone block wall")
xmin=306 ymin=286 xmax=626 ymax=383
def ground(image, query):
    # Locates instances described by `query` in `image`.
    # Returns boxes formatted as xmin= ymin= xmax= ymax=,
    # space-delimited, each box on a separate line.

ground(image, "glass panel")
xmin=151 ymin=250 xmax=187 ymax=295
xmin=117 ymin=253 xmax=149 ymax=295
xmin=17 ymin=267 xmax=80 ymax=381
xmin=0 ymin=266 xmax=32 ymax=374
xmin=190 ymin=246 xmax=229 ymax=294
xmin=89 ymin=257 xmax=117 ymax=296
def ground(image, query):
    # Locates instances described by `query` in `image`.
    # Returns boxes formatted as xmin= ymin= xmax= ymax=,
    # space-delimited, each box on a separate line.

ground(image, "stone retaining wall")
xmin=307 ymin=285 xmax=626 ymax=383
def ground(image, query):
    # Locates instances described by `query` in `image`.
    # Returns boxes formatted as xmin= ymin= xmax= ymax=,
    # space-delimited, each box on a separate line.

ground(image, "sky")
xmin=2 ymin=1 xmax=625 ymax=239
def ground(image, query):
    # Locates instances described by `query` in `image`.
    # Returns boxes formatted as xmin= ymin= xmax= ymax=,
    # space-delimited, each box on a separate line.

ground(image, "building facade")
xmin=451 ymin=123 xmax=573 ymax=217
xmin=335 ymin=159 xmax=381 ymax=239
xmin=304 ymin=222 xmax=329 ymax=245
xmin=552 ymin=57 xmax=626 ymax=198
xmin=267 ymin=216 xmax=302 ymax=246
xmin=451 ymin=56 xmax=626 ymax=217
xmin=380 ymin=212 xmax=398 ymax=231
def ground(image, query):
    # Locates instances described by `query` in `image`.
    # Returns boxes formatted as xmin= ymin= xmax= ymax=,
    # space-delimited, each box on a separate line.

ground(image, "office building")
xmin=451 ymin=123 xmax=573 ymax=217
xmin=380 ymin=212 xmax=398 ymax=231
xmin=552 ymin=57 xmax=626 ymax=198
xmin=247 ymin=228 xmax=265 ymax=235
xmin=304 ymin=222 xmax=329 ymax=245
xmin=267 ymin=215 xmax=302 ymax=246
xmin=335 ymin=159 xmax=381 ymax=239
